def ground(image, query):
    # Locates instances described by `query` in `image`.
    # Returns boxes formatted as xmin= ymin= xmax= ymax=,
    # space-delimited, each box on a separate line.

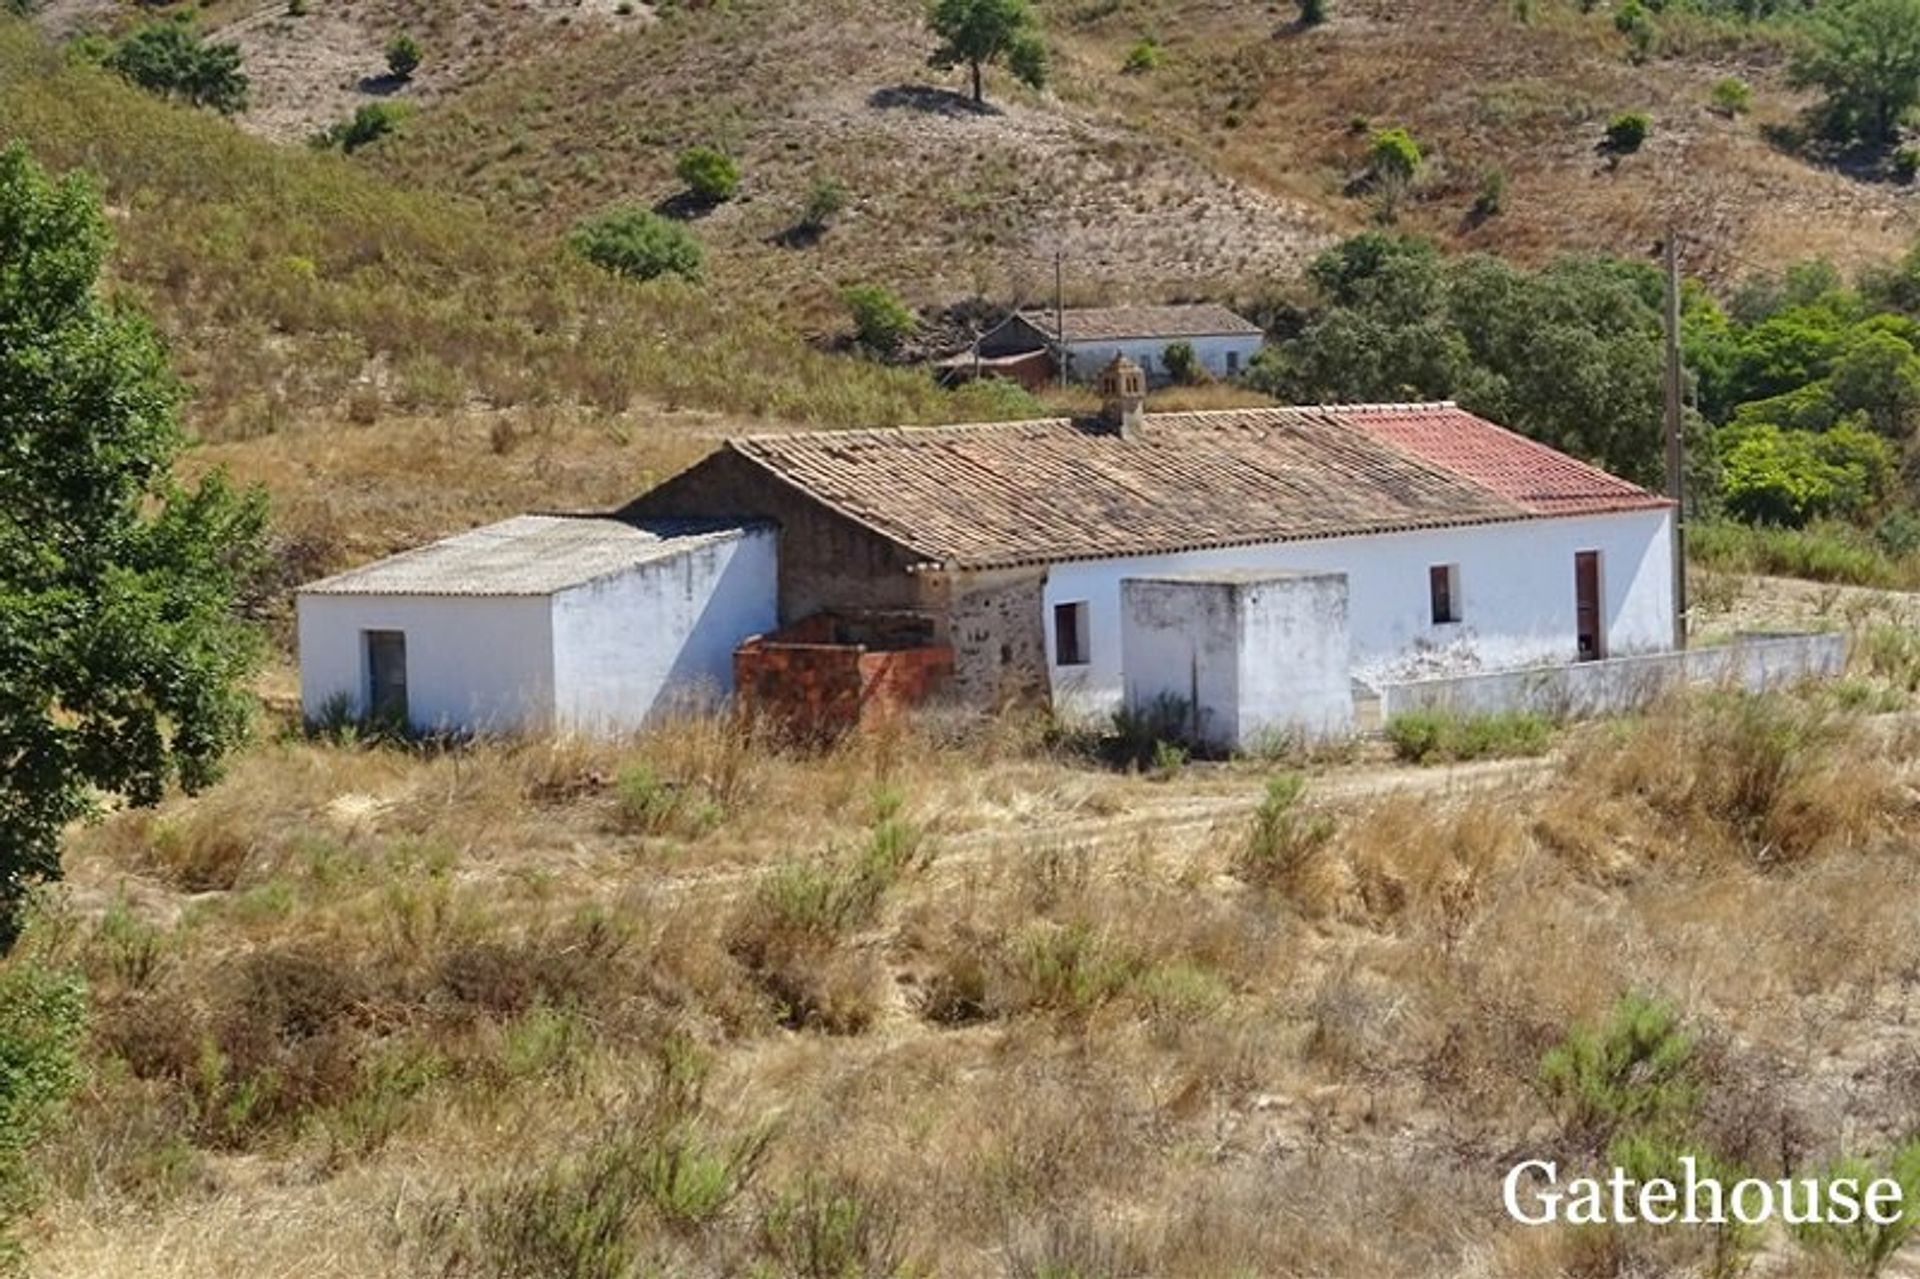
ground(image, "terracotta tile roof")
xmin=1018 ymin=304 xmax=1262 ymax=343
xmin=725 ymin=404 xmax=1661 ymax=571
xmin=1329 ymin=403 xmax=1672 ymax=517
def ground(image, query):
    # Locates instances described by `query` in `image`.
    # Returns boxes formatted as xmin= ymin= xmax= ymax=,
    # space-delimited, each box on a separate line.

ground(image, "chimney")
xmin=1098 ymin=354 xmax=1147 ymax=440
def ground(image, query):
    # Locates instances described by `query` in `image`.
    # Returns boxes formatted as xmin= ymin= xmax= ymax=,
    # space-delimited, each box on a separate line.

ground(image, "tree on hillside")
xmin=102 ymin=21 xmax=249 ymax=116
xmin=1790 ymin=0 xmax=1920 ymax=145
xmin=928 ymin=0 xmax=1048 ymax=107
xmin=0 ymin=144 xmax=266 ymax=940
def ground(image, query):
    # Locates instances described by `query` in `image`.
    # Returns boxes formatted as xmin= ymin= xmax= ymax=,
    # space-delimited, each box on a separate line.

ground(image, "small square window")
xmin=1429 ymin=565 xmax=1461 ymax=625
xmin=1054 ymin=601 xmax=1090 ymax=667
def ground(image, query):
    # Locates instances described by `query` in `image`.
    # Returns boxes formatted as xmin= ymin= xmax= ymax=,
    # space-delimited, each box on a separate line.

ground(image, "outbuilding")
xmin=296 ymin=516 xmax=775 ymax=736
xmin=972 ymin=303 xmax=1265 ymax=385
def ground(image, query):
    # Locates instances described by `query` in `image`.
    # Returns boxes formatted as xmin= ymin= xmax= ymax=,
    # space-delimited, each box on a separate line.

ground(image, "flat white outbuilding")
xmin=297 ymin=516 xmax=775 ymax=736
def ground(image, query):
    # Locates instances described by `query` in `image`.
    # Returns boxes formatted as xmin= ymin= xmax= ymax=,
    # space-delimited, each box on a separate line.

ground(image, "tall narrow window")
xmin=1226 ymin=349 xmax=1241 ymax=376
xmin=1429 ymin=565 xmax=1461 ymax=624
xmin=1053 ymin=601 xmax=1089 ymax=667
xmin=366 ymin=630 xmax=408 ymax=723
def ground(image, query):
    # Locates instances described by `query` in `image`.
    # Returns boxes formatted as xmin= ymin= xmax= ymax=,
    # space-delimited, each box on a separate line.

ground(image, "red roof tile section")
xmin=1329 ymin=403 xmax=1671 ymax=518
xmin=722 ymin=402 xmax=1662 ymax=572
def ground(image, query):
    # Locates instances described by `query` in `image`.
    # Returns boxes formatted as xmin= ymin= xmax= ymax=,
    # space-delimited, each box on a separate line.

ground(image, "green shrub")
xmin=312 ymin=101 xmax=410 ymax=154
xmin=1613 ymin=0 xmax=1656 ymax=61
xmin=840 ymin=283 xmax=917 ymax=354
xmin=1710 ymin=75 xmax=1752 ymax=116
xmin=103 ymin=21 xmax=248 ymax=115
xmin=1605 ymin=110 xmax=1651 ymax=153
xmin=1471 ymin=168 xmax=1506 ymax=219
xmin=1792 ymin=1139 xmax=1920 ymax=1276
xmin=675 ymin=145 xmax=740 ymax=204
xmin=1121 ymin=37 xmax=1163 ymax=73
xmin=0 ymin=964 xmax=87 ymax=1269
xmin=1540 ymin=992 xmax=1696 ymax=1150
xmin=1233 ymin=773 xmax=1335 ymax=889
xmin=797 ymin=175 xmax=847 ymax=231
xmin=385 ymin=32 xmax=422 ymax=81
xmin=1861 ymin=623 xmax=1920 ymax=691
xmin=567 ymin=208 xmax=704 ymax=282
xmin=1162 ymin=339 xmax=1204 ymax=384
xmin=1107 ymin=692 xmax=1192 ymax=767
xmin=1385 ymin=709 xmax=1553 ymax=764
xmin=1298 ymin=0 xmax=1328 ymax=25
xmin=1366 ymin=126 xmax=1422 ymax=218
xmin=1718 ymin=420 xmax=1896 ymax=527
xmin=1897 ymin=145 xmax=1920 ymax=183
xmin=1689 ymin=518 xmax=1912 ymax=588
xmin=760 ymin=1175 xmax=907 ymax=1278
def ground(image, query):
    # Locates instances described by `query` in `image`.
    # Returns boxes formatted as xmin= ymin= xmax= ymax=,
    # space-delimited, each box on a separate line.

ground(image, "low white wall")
xmin=550 ymin=527 xmax=777 ymax=733
xmin=1061 ymin=334 xmax=1263 ymax=384
xmin=1378 ymin=632 xmax=1848 ymax=720
xmin=1046 ymin=509 xmax=1675 ymax=718
xmin=296 ymin=593 xmax=555 ymax=734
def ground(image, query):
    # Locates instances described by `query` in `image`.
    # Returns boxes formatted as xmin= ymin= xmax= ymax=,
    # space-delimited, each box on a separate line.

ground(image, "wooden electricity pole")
xmin=1662 ymin=225 xmax=1688 ymax=651
xmin=1054 ymin=246 xmax=1068 ymax=389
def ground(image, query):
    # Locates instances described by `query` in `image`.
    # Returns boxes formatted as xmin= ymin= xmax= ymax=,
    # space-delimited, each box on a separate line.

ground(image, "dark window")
xmin=1429 ymin=565 xmax=1461 ymax=624
xmin=366 ymin=630 xmax=408 ymax=723
xmin=1054 ymin=601 xmax=1089 ymax=667
xmin=1226 ymin=349 xmax=1240 ymax=376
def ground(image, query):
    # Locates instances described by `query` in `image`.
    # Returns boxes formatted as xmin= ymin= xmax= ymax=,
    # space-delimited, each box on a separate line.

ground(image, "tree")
xmin=841 ymin=283 xmax=917 ymax=353
xmin=675 ymin=146 xmax=741 ymax=205
xmin=385 ymin=32 xmax=423 ymax=81
xmin=1366 ymin=126 xmax=1422 ymax=220
xmin=103 ymin=21 xmax=249 ymax=116
xmin=928 ymin=0 xmax=1048 ymax=107
xmin=0 ymin=145 xmax=266 ymax=934
xmin=568 ymin=207 xmax=704 ymax=282
xmin=1790 ymin=0 xmax=1920 ymax=145
xmin=1163 ymin=340 xmax=1205 ymax=384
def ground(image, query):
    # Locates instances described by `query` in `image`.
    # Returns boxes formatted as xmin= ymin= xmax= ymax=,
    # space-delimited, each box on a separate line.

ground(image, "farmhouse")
xmin=966 ymin=303 xmax=1265 ymax=385
xmin=297 ymin=358 xmax=1709 ymax=743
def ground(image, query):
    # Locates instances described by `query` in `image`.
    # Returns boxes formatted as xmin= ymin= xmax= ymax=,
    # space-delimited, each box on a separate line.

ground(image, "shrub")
xmin=675 ymin=145 xmax=740 ymax=204
xmin=1540 ymin=992 xmax=1696 ymax=1151
xmin=840 ymin=283 xmax=917 ymax=354
xmin=1605 ymin=111 xmax=1651 ymax=153
xmin=312 ymin=102 xmax=410 ymax=154
xmin=0 ymin=964 xmax=86 ymax=1269
xmin=1471 ymin=168 xmax=1506 ymax=219
xmin=1121 ymin=37 xmax=1162 ymax=73
xmin=1710 ymin=75 xmax=1752 ymax=117
xmin=1366 ymin=126 xmax=1422 ymax=219
xmin=385 ymin=32 xmax=422 ymax=81
xmin=1162 ymin=339 xmax=1204 ymax=385
xmin=1384 ymin=708 xmax=1553 ymax=764
xmin=1897 ymin=145 xmax=1920 ymax=183
xmin=1233 ymin=773 xmax=1336 ymax=891
xmin=568 ymin=208 xmax=704 ymax=282
xmin=1792 ymin=1139 xmax=1920 ymax=1275
xmin=1298 ymin=0 xmax=1328 ymax=25
xmin=797 ymin=175 xmax=847 ymax=231
xmin=1613 ymin=0 xmax=1657 ymax=61
xmin=760 ymin=1175 xmax=908 ymax=1279
xmin=103 ymin=21 xmax=249 ymax=115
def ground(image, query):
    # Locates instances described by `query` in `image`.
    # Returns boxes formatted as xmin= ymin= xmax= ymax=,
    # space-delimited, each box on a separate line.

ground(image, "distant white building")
xmin=296 ymin=517 xmax=775 ymax=735
xmin=972 ymin=303 xmax=1264 ymax=385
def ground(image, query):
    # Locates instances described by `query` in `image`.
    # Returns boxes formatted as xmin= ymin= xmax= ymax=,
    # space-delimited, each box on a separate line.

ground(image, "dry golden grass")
xmin=16 ymin=685 xmax=1920 ymax=1276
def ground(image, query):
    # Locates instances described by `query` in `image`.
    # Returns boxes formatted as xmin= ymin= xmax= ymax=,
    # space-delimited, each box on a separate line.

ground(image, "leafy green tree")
xmin=568 ymin=207 xmax=704 ymax=282
xmin=1366 ymin=126 xmax=1422 ymax=220
xmin=385 ymin=32 xmax=423 ymax=81
xmin=1829 ymin=326 xmax=1920 ymax=436
xmin=1790 ymin=0 xmax=1920 ymax=145
xmin=674 ymin=146 xmax=741 ymax=204
xmin=1163 ymin=340 xmax=1204 ymax=384
xmin=103 ymin=21 xmax=249 ymax=115
xmin=928 ymin=0 xmax=1048 ymax=107
xmin=1719 ymin=420 xmax=1895 ymax=525
xmin=1 ymin=144 xmax=266 ymax=935
xmin=841 ymin=283 xmax=918 ymax=354
xmin=0 ymin=963 xmax=85 ymax=1268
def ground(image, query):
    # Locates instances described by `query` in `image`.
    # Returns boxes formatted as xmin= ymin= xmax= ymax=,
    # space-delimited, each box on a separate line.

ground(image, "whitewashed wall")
xmin=296 ymin=594 xmax=555 ymax=733
xmin=1060 ymin=334 xmax=1263 ymax=384
xmin=1046 ymin=509 xmax=1674 ymax=717
xmin=550 ymin=527 xmax=777 ymax=733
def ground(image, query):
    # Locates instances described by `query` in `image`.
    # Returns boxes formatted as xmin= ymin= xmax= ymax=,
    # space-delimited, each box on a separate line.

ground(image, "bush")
xmin=1718 ymin=420 xmax=1896 ymax=527
xmin=1366 ymin=126 xmax=1422 ymax=219
xmin=312 ymin=102 xmax=410 ymax=154
xmin=1689 ymin=518 xmax=1912 ymax=588
xmin=797 ymin=175 xmax=847 ymax=232
xmin=1162 ymin=339 xmax=1203 ymax=384
xmin=840 ymin=283 xmax=917 ymax=354
xmin=1897 ymin=145 xmax=1920 ymax=183
xmin=1605 ymin=111 xmax=1651 ymax=153
xmin=1792 ymin=1139 xmax=1920 ymax=1275
xmin=1471 ymin=168 xmax=1506 ymax=219
xmin=1540 ymin=992 xmax=1696 ymax=1150
xmin=675 ymin=145 xmax=740 ymax=204
xmin=1384 ymin=708 xmax=1553 ymax=764
xmin=104 ymin=21 xmax=249 ymax=115
xmin=385 ymin=32 xmax=422 ymax=81
xmin=0 ymin=964 xmax=87 ymax=1268
xmin=1298 ymin=0 xmax=1328 ymax=24
xmin=1232 ymin=773 xmax=1336 ymax=891
xmin=1710 ymin=75 xmax=1752 ymax=117
xmin=568 ymin=208 xmax=704 ymax=282
xmin=1613 ymin=0 xmax=1656 ymax=61
xmin=1121 ymin=37 xmax=1163 ymax=73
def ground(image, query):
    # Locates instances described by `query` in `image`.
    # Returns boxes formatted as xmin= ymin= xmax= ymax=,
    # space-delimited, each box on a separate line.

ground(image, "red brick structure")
xmin=734 ymin=613 xmax=953 ymax=737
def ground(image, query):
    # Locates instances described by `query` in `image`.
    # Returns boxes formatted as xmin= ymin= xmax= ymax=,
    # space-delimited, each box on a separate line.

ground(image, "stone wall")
xmin=924 ymin=567 xmax=1050 ymax=707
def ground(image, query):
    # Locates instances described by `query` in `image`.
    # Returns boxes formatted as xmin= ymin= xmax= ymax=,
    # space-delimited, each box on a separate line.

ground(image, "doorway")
xmin=366 ymin=630 xmax=408 ymax=723
xmin=1574 ymin=552 xmax=1604 ymax=661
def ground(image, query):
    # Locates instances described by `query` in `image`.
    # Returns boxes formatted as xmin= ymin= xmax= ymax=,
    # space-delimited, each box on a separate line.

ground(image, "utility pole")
xmin=1662 ymin=224 xmax=1688 ymax=651
xmin=1054 ymin=246 xmax=1067 ymax=390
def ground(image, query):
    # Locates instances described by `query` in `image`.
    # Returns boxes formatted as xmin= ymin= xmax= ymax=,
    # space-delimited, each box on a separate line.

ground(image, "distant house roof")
xmin=720 ymin=403 xmax=1666 ymax=572
xmin=1016 ymin=303 xmax=1262 ymax=344
xmin=300 ymin=516 xmax=759 ymax=597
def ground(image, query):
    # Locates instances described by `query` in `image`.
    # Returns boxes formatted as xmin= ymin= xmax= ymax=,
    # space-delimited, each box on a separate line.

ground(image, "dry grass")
xmin=18 ymin=686 xmax=1920 ymax=1276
